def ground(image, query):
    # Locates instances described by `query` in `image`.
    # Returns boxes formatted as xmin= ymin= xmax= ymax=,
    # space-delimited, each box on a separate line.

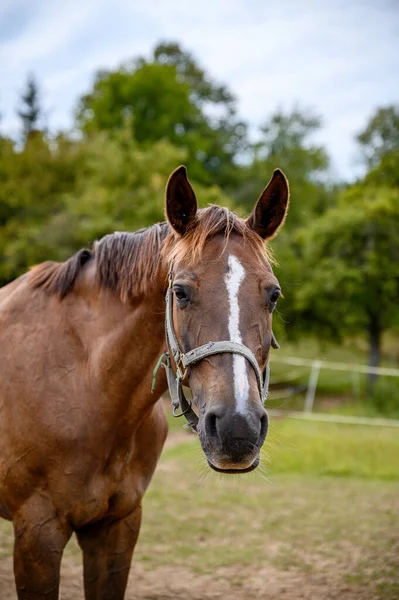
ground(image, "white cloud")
xmin=0 ymin=0 xmax=102 ymax=68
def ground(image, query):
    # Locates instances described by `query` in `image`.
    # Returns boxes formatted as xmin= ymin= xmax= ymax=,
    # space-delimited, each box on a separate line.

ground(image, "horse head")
xmin=163 ymin=166 xmax=289 ymax=473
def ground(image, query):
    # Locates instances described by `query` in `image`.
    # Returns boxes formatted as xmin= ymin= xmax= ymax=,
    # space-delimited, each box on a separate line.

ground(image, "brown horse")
xmin=0 ymin=166 xmax=289 ymax=599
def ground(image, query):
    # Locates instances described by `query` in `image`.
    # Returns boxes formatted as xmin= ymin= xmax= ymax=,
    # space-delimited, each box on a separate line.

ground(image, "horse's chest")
xmin=69 ymin=465 xmax=141 ymax=529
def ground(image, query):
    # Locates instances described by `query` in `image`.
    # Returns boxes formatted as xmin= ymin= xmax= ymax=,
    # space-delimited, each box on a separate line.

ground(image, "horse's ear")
xmin=246 ymin=169 xmax=289 ymax=240
xmin=165 ymin=165 xmax=198 ymax=236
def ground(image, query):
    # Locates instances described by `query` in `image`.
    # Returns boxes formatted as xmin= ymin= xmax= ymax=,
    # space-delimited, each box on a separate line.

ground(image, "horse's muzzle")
xmin=207 ymin=455 xmax=260 ymax=474
xmin=201 ymin=404 xmax=268 ymax=472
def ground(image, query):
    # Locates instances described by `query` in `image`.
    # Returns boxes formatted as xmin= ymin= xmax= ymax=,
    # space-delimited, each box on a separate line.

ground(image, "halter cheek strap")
xmin=152 ymin=264 xmax=279 ymax=432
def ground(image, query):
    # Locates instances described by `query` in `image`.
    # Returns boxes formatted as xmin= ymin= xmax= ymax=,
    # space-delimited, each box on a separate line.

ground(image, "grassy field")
xmin=0 ymin=412 xmax=398 ymax=599
xmin=165 ymin=409 xmax=399 ymax=480
xmin=138 ymin=415 xmax=399 ymax=599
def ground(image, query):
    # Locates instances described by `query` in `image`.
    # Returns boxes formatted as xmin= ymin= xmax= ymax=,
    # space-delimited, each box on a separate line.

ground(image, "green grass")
xmin=136 ymin=419 xmax=399 ymax=597
xmin=166 ymin=409 xmax=399 ymax=480
xmin=265 ymin=417 xmax=399 ymax=479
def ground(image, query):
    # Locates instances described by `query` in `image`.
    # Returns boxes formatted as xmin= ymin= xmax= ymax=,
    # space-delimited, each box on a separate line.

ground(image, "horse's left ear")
xmin=246 ymin=169 xmax=290 ymax=240
xmin=165 ymin=165 xmax=198 ymax=236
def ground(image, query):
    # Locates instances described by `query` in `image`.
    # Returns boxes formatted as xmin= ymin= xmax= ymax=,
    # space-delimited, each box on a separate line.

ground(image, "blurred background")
xmin=0 ymin=1 xmax=398 ymax=598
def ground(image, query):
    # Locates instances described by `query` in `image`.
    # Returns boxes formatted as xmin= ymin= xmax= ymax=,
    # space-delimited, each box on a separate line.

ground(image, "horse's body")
xmin=0 ymin=166 xmax=289 ymax=599
xmin=0 ymin=245 xmax=169 ymax=598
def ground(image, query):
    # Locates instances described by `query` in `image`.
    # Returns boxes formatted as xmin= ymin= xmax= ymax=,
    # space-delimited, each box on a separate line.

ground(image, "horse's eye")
xmin=268 ymin=287 xmax=281 ymax=311
xmin=270 ymin=289 xmax=280 ymax=304
xmin=173 ymin=286 xmax=190 ymax=305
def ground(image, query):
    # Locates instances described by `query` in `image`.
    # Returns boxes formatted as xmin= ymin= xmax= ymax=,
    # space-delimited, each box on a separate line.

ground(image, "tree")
xmin=357 ymin=105 xmax=399 ymax=169
xmin=0 ymin=132 xmax=84 ymax=285
xmin=76 ymin=42 xmax=247 ymax=187
xmin=233 ymin=108 xmax=336 ymax=342
xmin=153 ymin=42 xmax=235 ymax=107
xmin=357 ymin=105 xmax=399 ymax=188
xmin=296 ymin=185 xmax=399 ymax=384
xmin=17 ymin=73 xmax=42 ymax=142
xmin=236 ymin=108 xmax=332 ymax=225
xmin=0 ymin=125 xmax=231 ymax=284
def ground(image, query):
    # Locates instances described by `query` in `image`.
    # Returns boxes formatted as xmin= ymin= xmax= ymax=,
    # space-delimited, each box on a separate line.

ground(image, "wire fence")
xmin=268 ymin=356 xmax=399 ymax=427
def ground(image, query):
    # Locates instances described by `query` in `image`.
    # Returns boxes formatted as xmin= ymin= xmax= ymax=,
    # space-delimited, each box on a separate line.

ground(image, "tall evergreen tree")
xmin=18 ymin=73 xmax=42 ymax=142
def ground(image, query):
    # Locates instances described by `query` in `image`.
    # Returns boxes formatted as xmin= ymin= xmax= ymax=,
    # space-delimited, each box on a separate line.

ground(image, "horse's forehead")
xmin=177 ymin=235 xmax=271 ymax=280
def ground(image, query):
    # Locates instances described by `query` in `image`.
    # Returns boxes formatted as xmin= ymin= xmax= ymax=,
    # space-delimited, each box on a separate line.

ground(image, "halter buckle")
xmin=176 ymin=359 xmax=188 ymax=382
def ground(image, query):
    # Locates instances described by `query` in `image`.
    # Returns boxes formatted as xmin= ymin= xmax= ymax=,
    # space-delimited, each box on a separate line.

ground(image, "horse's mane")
xmin=29 ymin=223 xmax=169 ymax=301
xmin=29 ymin=206 xmax=271 ymax=301
xmin=29 ymin=248 xmax=94 ymax=300
xmin=94 ymin=224 xmax=169 ymax=301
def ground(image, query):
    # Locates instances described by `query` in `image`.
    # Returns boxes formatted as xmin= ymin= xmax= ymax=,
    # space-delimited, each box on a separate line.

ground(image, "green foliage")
xmin=236 ymin=108 xmax=332 ymax=225
xmin=77 ymin=63 xmax=197 ymax=144
xmin=0 ymin=132 xmax=82 ymax=283
xmin=365 ymin=149 xmax=399 ymax=188
xmin=270 ymin=105 xmax=399 ymax=378
xmin=297 ymin=185 xmax=399 ymax=333
xmin=153 ymin=41 xmax=235 ymax=106
xmin=286 ymin=184 xmax=399 ymax=384
xmin=358 ymin=105 xmax=399 ymax=188
xmin=0 ymin=126 xmax=230 ymax=283
xmin=357 ymin=105 xmax=399 ymax=169
xmin=242 ymin=108 xmax=338 ymax=343
xmin=369 ymin=377 xmax=399 ymax=417
xmin=76 ymin=42 xmax=246 ymax=187
xmin=53 ymin=129 xmax=230 ymax=248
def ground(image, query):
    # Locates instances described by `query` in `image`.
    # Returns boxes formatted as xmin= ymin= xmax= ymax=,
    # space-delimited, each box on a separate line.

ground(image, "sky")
xmin=0 ymin=0 xmax=398 ymax=180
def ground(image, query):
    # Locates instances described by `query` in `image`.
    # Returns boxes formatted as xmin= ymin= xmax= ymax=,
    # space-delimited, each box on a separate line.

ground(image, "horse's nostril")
xmin=259 ymin=412 xmax=269 ymax=444
xmin=205 ymin=412 xmax=219 ymax=447
xmin=205 ymin=408 xmax=268 ymax=452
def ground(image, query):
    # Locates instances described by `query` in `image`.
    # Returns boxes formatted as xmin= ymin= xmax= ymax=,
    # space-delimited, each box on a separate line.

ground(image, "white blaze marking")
xmin=224 ymin=255 xmax=249 ymax=414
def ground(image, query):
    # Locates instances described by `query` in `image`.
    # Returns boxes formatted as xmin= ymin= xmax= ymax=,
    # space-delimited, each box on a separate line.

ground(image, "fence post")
xmin=304 ymin=360 xmax=321 ymax=413
xmin=352 ymin=369 xmax=361 ymax=399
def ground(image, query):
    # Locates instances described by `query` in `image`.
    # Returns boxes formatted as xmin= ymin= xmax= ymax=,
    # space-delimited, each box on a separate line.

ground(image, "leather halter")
xmin=152 ymin=263 xmax=279 ymax=432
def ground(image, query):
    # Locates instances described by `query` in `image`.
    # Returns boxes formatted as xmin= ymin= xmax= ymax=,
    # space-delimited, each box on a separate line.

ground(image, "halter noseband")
xmin=152 ymin=263 xmax=279 ymax=432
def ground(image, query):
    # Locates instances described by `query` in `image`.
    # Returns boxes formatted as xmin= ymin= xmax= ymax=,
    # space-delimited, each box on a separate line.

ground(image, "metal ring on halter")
xmin=172 ymin=400 xmax=191 ymax=418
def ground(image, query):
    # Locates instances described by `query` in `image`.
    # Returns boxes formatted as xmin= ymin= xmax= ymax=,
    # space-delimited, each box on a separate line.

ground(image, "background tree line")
xmin=1 ymin=42 xmax=398 ymax=399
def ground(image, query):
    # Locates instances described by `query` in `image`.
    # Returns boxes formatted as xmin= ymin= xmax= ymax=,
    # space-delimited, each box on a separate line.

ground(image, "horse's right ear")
xmin=246 ymin=169 xmax=290 ymax=240
xmin=165 ymin=166 xmax=198 ymax=236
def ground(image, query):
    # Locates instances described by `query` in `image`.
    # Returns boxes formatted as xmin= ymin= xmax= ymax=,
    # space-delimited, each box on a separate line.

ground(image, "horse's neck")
xmin=68 ymin=271 xmax=168 ymax=415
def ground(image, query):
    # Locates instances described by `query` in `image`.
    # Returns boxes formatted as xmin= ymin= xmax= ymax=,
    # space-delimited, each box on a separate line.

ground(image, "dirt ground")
xmin=0 ymin=552 xmax=380 ymax=599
